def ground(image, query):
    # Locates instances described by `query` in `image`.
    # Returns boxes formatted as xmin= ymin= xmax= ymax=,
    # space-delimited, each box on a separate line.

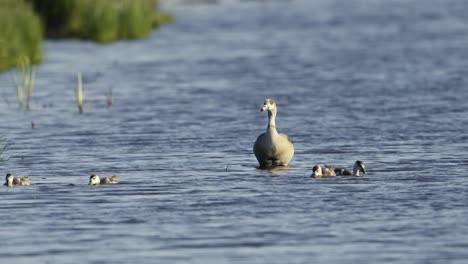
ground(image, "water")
xmin=1 ymin=0 xmax=468 ymax=263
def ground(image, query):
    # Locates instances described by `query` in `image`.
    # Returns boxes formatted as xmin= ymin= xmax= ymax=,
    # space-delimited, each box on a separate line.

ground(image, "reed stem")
xmin=76 ymin=72 xmax=84 ymax=114
xmin=14 ymin=57 xmax=35 ymax=110
xmin=106 ymin=88 xmax=113 ymax=108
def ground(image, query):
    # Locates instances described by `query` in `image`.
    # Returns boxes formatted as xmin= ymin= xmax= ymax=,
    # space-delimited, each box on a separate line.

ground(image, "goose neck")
xmin=353 ymin=164 xmax=359 ymax=176
xmin=267 ymin=109 xmax=277 ymax=130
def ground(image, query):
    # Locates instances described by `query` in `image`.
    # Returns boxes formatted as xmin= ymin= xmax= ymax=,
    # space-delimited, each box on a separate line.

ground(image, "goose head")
xmin=261 ymin=99 xmax=276 ymax=112
xmin=89 ymin=174 xmax=100 ymax=185
xmin=311 ymin=165 xmax=322 ymax=178
xmin=354 ymin=160 xmax=366 ymax=175
xmin=5 ymin=173 xmax=13 ymax=185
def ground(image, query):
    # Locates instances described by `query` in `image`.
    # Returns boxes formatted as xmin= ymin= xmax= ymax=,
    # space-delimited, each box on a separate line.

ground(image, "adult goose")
xmin=4 ymin=173 xmax=30 ymax=187
xmin=88 ymin=175 xmax=119 ymax=185
xmin=334 ymin=160 xmax=366 ymax=176
xmin=253 ymin=99 xmax=294 ymax=168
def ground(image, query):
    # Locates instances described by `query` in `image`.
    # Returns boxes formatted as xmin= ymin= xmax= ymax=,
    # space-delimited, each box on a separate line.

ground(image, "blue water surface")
xmin=1 ymin=0 xmax=468 ymax=263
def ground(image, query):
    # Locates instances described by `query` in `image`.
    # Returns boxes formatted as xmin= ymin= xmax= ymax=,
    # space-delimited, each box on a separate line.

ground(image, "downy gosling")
xmin=4 ymin=173 xmax=31 ymax=187
xmin=334 ymin=160 xmax=367 ymax=176
xmin=311 ymin=165 xmax=336 ymax=178
xmin=88 ymin=174 xmax=119 ymax=185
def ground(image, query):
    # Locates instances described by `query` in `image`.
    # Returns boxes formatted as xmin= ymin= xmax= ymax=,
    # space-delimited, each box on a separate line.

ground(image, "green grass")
xmin=153 ymin=11 xmax=174 ymax=28
xmin=31 ymin=0 xmax=171 ymax=43
xmin=0 ymin=0 xmax=172 ymax=71
xmin=0 ymin=0 xmax=43 ymax=71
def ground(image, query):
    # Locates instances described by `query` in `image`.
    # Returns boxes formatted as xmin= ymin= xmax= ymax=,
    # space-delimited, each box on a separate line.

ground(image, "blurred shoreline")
xmin=0 ymin=0 xmax=172 ymax=71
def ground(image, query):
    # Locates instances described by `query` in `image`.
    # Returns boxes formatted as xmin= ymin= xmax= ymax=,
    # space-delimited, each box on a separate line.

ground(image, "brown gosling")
xmin=334 ymin=160 xmax=367 ymax=176
xmin=88 ymin=174 xmax=119 ymax=185
xmin=4 ymin=173 xmax=31 ymax=187
xmin=311 ymin=165 xmax=336 ymax=178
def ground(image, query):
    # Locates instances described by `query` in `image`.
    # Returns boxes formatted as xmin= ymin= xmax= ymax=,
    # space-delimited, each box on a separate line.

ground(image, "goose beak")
xmin=261 ymin=105 xmax=267 ymax=111
xmin=361 ymin=166 xmax=367 ymax=174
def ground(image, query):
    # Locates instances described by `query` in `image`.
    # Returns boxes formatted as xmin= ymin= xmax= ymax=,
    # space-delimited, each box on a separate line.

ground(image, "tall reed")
xmin=14 ymin=57 xmax=36 ymax=110
xmin=76 ymin=72 xmax=84 ymax=114
xmin=0 ymin=133 xmax=9 ymax=162
xmin=16 ymin=80 xmax=24 ymax=110
xmin=106 ymin=88 xmax=113 ymax=108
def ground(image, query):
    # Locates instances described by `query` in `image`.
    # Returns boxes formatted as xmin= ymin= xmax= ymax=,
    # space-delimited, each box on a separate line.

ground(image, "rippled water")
xmin=1 ymin=0 xmax=468 ymax=263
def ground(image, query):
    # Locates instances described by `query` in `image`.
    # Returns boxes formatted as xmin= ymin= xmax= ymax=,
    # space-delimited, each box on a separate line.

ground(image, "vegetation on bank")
xmin=0 ymin=0 xmax=43 ymax=71
xmin=30 ymin=0 xmax=172 ymax=43
xmin=0 ymin=0 xmax=172 ymax=71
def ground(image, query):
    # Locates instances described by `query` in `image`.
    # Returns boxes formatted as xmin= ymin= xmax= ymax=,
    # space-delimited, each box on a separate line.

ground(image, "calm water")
xmin=1 ymin=0 xmax=468 ymax=263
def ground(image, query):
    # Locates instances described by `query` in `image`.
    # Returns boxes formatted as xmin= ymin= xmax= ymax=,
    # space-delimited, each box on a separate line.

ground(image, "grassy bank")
xmin=30 ymin=0 xmax=173 ymax=43
xmin=0 ymin=0 xmax=43 ymax=71
xmin=0 ymin=0 xmax=172 ymax=71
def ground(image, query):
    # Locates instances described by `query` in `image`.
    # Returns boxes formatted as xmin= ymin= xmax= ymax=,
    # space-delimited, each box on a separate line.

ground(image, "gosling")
xmin=4 ymin=173 xmax=31 ymax=187
xmin=334 ymin=160 xmax=367 ymax=176
xmin=88 ymin=174 xmax=119 ymax=185
xmin=311 ymin=165 xmax=336 ymax=178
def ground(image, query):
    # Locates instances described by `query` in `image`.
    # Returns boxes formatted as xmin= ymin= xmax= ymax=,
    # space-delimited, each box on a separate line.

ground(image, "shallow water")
xmin=1 ymin=0 xmax=468 ymax=263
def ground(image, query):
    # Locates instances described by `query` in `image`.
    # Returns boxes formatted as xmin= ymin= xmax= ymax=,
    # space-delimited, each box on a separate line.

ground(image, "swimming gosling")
xmin=4 ymin=173 xmax=31 ymax=187
xmin=88 ymin=174 xmax=119 ymax=185
xmin=334 ymin=160 xmax=367 ymax=176
xmin=311 ymin=165 xmax=336 ymax=178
